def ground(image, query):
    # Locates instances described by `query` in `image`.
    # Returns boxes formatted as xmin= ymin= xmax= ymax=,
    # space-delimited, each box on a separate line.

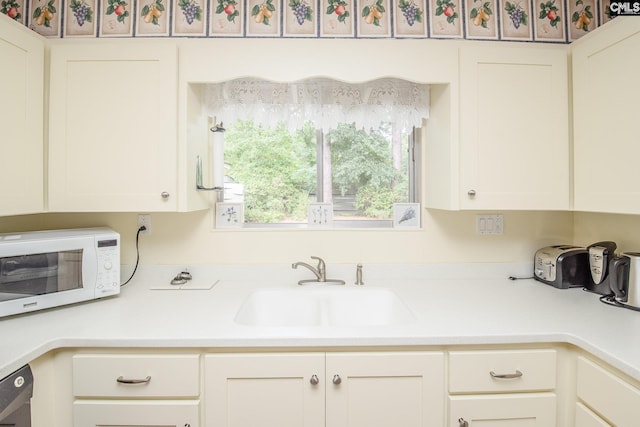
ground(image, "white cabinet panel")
xmin=450 ymin=393 xmax=556 ymax=426
xmin=575 ymin=402 xmax=612 ymax=427
xmin=572 ymin=17 xmax=640 ymax=213
xmin=577 ymin=356 xmax=640 ymax=426
xmin=48 ymin=41 xmax=178 ymax=212
xmin=73 ymin=354 xmax=200 ymax=398
xmin=0 ymin=14 xmax=44 ymax=216
xmin=73 ymin=400 xmax=200 ymax=427
xmin=449 ymin=349 xmax=556 ymax=393
xmin=326 ymin=352 xmax=445 ymax=427
xmin=458 ymin=44 xmax=569 ymax=210
xmin=204 ymin=353 xmax=325 ymax=427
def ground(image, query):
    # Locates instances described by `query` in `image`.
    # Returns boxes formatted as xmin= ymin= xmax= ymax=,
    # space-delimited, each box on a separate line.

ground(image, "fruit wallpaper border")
xmin=1 ymin=0 xmax=616 ymax=41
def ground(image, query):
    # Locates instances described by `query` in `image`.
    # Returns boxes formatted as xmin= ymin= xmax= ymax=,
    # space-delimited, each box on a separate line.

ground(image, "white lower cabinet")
xmin=448 ymin=349 xmax=557 ymax=426
xmin=204 ymin=351 xmax=445 ymax=427
xmin=576 ymin=356 xmax=640 ymax=426
xmin=71 ymin=354 xmax=201 ymax=427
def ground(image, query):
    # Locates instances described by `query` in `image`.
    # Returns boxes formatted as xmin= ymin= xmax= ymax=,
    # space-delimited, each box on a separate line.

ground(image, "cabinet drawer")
xmin=73 ymin=354 xmax=200 ymax=398
xmin=449 ymin=349 xmax=556 ymax=393
xmin=73 ymin=400 xmax=199 ymax=427
xmin=575 ymin=402 xmax=612 ymax=427
xmin=577 ymin=356 xmax=640 ymax=426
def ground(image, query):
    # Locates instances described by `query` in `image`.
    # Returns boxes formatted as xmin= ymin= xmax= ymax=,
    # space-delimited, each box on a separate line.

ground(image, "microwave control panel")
xmin=96 ymin=237 xmax=120 ymax=296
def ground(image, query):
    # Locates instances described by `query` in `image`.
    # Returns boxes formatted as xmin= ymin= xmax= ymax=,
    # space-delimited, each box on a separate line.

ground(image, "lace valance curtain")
xmin=203 ymin=78 xmax=430 ymax=132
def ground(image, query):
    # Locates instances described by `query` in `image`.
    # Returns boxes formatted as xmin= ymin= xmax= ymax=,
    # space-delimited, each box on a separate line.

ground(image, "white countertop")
xmin=1 ymin=263 xmax=640 ymax=381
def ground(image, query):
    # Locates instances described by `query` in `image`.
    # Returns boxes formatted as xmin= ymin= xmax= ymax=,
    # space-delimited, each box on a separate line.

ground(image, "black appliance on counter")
xmin=0 ymin=364 xmax=33 ymax=426
xmin=534 ymin=245 xmax=590 ymax=288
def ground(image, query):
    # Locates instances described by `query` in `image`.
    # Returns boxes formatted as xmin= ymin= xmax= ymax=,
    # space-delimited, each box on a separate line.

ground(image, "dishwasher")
xmin=0 ymin=365 xmax=33 ymax=426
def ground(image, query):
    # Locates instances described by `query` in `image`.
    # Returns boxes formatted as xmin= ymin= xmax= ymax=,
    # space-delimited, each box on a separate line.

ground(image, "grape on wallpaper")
xmin=65 ymin=0 xmax=96 ymax=36
xmin=395 ymin=0 xmax=427 ymax=37
xmin=211 ymin=0 xmax=242 ymax=35
xmin=1 ymin=0 xmax=25 ymax=24
xmin=429 ymin=0 xmax=462 ymax=38
xmin=137 ymin=0 xmax=169 ymax=35
xmin=29 ymin=0 xmax=60 ymax=36
xmin=101 ymin=0 xmax=132 ymax=36
xmin=321 ymin=0 xmax=353 ymax=37
xmin=500 ymin=0 xmax=532 ymax=40
xmin=534 ymin=0 xmax=565 ymax=41
xmin=357 ymin=0 xmax=390 ymax=37
xmin=173 ymin=0 xmax=206 ymax=35
xmin=284 ymin=0 xmax=315 ymax=36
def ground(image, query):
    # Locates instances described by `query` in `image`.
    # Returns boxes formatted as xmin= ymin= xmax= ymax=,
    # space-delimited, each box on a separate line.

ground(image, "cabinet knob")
xmin=332 ymin=374 xmax=342 ymax=385
xmin=161 ymin=191 xmax=170 ymax=199
xmin=458 ymin=418 xmax=468 ymax=427
xmin=310 ymin=374 xmax=319 ymax=385
xmin=467 ymin=190 xmax=476 ymax=197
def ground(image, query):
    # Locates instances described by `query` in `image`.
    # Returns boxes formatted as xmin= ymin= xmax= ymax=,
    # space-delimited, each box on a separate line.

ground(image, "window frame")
xmin=238 ymin=126 xmax=421 ymax=229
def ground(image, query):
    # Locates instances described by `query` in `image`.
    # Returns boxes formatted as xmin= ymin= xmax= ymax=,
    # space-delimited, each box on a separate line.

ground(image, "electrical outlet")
xmin=138 ymin=214 xmax=151 ymax=234
xmin=476 ymin=214 xmax=504 ymax=235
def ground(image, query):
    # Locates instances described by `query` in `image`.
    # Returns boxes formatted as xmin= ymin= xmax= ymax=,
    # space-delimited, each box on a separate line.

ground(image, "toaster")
xmin=534 ymin=245 xmax=590 ymax=289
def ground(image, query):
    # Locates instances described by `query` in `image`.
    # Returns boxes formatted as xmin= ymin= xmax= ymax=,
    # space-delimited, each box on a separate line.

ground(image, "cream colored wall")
xmin=574 ymin=212 xmax=640 ymax=253
xmin=0 ymin=210 xmax=573 ymax=266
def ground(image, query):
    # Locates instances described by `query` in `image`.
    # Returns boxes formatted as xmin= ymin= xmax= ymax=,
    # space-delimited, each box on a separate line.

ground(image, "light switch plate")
xmin=476 ymin=214 xmax=504 ymax=235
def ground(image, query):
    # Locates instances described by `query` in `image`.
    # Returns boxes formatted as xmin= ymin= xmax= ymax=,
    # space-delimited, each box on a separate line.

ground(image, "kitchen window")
xmin=204 ymin=78 xmax=428 ymax=228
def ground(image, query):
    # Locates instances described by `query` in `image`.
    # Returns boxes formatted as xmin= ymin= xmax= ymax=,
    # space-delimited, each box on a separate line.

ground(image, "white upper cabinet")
xmin=0 ymin=14 xmax=45 ymax=216
xmin=48 ymin=40 xmax=179 ymax=212
xmin=457 ymin=43 xmax=570 ymax=210
xmin=572 ymin=17 xmax=640 ymax=214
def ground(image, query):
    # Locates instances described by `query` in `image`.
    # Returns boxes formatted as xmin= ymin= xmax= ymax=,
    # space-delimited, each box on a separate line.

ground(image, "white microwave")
xmin=0 ymin=227 xmax=120 ymax=318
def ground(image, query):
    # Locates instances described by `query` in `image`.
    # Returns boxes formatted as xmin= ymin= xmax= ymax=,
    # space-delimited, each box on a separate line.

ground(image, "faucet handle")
xmin=310 ymin=256 xmax=325 ymax=270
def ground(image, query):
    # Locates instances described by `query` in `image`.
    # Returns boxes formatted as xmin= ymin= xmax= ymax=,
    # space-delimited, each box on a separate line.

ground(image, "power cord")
xmin=599 ymin=293 xmax=640 ymax=312
xmin=121 ymin=225 xmax=146 ymax=287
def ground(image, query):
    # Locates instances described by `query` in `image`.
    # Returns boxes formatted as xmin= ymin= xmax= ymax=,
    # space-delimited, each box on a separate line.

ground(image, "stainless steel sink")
xmin=234 ymin=287 xmax=415 ymax=327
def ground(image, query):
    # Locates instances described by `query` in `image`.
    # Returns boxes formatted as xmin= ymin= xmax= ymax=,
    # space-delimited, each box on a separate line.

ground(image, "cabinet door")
xmin=449 ymin=393 xmax=556 ymax=426
xmin=572 ymin=17 xmax=640 ymax=213
xmin=73 ymin=400 xmax=199 ymax=427
xmin=0 ymin=14 xmax=44 ymax=216
xmin=459 ymin=45 xmax=569 ymax=210
xmin=326 ymin=352 xmax=445 ymax=427
xmin=48 ymin=41 xmax=177 ymax=212
xmin=204 ymin=353 xmax=325 ymax=427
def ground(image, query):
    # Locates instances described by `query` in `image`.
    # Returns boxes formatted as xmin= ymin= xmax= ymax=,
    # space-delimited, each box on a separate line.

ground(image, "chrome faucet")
xmin=292 ymin=256 xmax=326 ymax=282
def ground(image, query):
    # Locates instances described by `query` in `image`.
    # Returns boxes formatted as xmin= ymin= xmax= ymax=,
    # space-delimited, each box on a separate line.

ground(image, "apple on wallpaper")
xmin=210 ymin=0 xmax=243 ymax=36
xmin=533 ymin=0 xmax=565 ymax=41
xmin=321 ymin=0 xmax=354 ymax=37
xmin=101 ymin=0 xmax=133 ymax=36
xmin=1 ymin=0 xmax=26 ymax=24
xmin=429 ymin=0 xmax=463 ymax=38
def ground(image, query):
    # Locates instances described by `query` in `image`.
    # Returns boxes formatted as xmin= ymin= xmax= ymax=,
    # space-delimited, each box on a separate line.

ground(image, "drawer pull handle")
xmin=332 ymin=374 xmax=342 ymax=385
xmin=458 ymin=418 xmax=469 ymax=427
xmin=310 ymin=374 xmax=319 ymax=385
xmin=116 ymin=375 xmax=151 ymax=384
xmin=489 ymin=370 xmax=522 ymax=379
